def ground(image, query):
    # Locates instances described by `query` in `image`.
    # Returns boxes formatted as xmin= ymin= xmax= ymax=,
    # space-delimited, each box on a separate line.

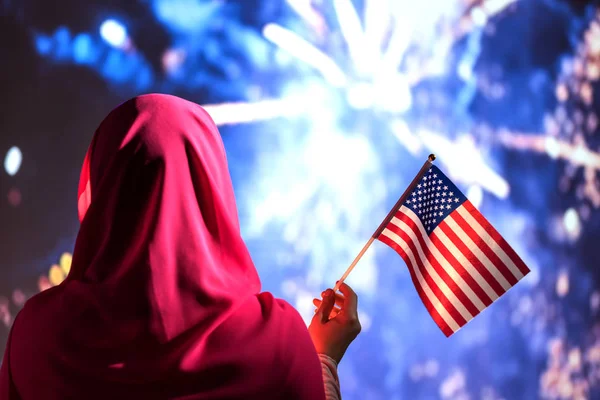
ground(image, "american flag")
xmin=377 ymin=165 xmax=530 ymax=337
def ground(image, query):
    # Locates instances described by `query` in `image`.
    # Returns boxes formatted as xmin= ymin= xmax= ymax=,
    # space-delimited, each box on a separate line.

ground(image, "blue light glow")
xmin=99 ymin=19 xmax=128 ymax=48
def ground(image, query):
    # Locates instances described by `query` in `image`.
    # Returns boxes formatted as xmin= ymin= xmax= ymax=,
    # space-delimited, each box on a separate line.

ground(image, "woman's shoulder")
xmin=9 ymin=286 xmax=63 ymax=341
xmin=256 ymin=292 xmax=306 ymax=326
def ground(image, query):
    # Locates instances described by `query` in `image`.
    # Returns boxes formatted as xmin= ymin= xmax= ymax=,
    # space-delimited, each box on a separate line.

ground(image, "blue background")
xmin=1 ymin=0 xmax=599 ymax=398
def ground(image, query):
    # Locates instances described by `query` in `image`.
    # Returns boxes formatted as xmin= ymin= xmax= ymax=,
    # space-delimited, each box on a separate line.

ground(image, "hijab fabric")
xmin=0 ymin=94 xmax=326 ymax=400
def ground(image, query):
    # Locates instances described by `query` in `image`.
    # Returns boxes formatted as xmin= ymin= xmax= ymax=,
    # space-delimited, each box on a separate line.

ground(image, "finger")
xmin=314 ymin=306 xmax=341 ymax=318
xmin=313 ymin=294 xmax=345 ymax=308
xmin=329 ymin=307 xmax=341 ymax=320
xmin=317 ymin=289 xmax=335 ymax=323
xmin=337 ymin=282 xmax=358 ymax=313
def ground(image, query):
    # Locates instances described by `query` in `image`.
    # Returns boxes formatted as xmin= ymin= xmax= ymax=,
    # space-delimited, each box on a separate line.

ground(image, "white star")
xmin=435 ymin=199 xmax=440 ymax=204
xmin=433 ymin=219 xmax=437 ymax=223
xmin=441 ymin=198 xmax=446 ymax=203
xmin=417 ymin=184 xmax=422 ymax=189
xmin=418 ymin=196 xmax=422 ymax=201
xmin=446 ymin=204 xmax=451 ymax=209
xmin=433 ymin=174 xmax=437 ymax=178
xmin=434 ymin=205 xmax=439 ymax=210
xmin=454 ymin=198 xmax=459 ymax=203
xmin=442 ymin=192 xmax=447 ymax=197
xmin=436 ymin=193 xmax=440 ymax=197
xmin=418 ymin=190 xmax=422 ymax=195
xmin=437 ymin=186 xmax=441 ymax=191
xmin=449 ymin=192 xmax=454 ymax=196
xmin=444 ymin=186 xmax=448 ymax=190
xmin=438 ymin=180 xmax=442 ymax=184
xmin=412 ymin=192 xmax=417 ymax=197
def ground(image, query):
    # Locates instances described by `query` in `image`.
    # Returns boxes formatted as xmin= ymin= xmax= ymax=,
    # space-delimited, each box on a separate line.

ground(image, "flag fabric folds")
xmin=377 ymin=165 xmax=530 ymax=337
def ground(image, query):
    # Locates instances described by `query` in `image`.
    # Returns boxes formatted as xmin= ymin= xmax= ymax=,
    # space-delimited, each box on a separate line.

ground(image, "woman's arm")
xmin=319 ymin=354 xmax=341 ymax=400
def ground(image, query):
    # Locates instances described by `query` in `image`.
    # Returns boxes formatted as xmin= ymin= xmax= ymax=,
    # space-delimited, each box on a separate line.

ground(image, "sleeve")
xmin=0 ymin=325 xmax=20 ymax=400
xmin=319 ymin=354 xmax=341 ymax=400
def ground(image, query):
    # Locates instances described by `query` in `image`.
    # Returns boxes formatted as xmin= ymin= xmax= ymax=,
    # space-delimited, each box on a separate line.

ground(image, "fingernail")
xmin=324 ymin=289 xmax=333 ymax=297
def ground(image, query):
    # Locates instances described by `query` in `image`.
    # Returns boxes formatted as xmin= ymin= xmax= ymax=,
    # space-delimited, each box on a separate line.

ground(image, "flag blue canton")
xmin=404 ymin=165 xmax=467 ymax=234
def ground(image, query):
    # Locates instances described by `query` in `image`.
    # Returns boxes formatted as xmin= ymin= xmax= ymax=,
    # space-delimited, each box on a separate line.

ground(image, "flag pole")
xmin=332 ymin=154 xmax=436 ymax=293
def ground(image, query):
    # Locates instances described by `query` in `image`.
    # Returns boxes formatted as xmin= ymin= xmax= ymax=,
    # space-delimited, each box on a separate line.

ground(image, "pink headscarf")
xmin=0 ymin=94 xmax=325 ymax=400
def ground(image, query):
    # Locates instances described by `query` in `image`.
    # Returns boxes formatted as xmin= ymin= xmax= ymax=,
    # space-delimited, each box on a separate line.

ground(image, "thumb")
xmin=317 ymin=289 xmax=335 ymax=324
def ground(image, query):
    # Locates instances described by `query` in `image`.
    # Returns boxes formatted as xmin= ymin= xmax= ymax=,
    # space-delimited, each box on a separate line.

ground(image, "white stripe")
xmin=381 ymin=228 xmax=461 ymax=332
xmin=432 ymin=227 xmax=499 ymax=301
xmin=392 ymin=208 xmax=486 ymax=312
xmin=389 ymin=216 xmax=475 ymax=322
xmin=456 ymin=206 xmax=525 ymax=280
xmin=445 ymin=215 xmax=512 ymax=291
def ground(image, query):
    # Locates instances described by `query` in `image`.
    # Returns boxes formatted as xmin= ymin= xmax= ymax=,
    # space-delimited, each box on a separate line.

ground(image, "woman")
xmin=0 ymin=94 xmax=361 ymax=399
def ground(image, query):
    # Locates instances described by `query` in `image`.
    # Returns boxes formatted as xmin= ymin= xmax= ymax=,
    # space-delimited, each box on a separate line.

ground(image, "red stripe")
xmin=392 ymin=212 xmax=480 ymax=317
xmin=451 ymin=210 xmax=518 ymax=286
xmin=379 ymin=234 xmax=454 ymax=337
xmin=437 ymin=222 xmax=506 ymax=297
xmin=406 ymin=216 xmax=494 ymax=307
xmin=384 ymin=220 xmax=467 ymax=327
xmin=463 ymin=201 xmax=530 ymax=276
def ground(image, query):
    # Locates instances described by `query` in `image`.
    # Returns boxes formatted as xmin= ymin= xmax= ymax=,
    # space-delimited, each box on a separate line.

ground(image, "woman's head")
xmin=71 ymin=94 xmax=260 ymax=340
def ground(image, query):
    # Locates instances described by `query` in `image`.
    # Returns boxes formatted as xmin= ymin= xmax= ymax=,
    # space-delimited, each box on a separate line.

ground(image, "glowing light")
xmin=375 ymin=74 xmax=412 ymax=113
xmin=563 ymin=208 xmax=581 ymax=240
xmin=162 ymin=48 xmax=186 ymax=74
xmin=390 ymin=120 xmax=422 ymax=155
xmin=295 ymin=290 xmax=317 ymax=326
xmin=470 ymin=7 xmax=488 ymax=27
xmin=591 ymin=291 xmax=600 ymax=312
xmin=281 ymin=279 xmax=298 ymax=297
xmin=60 ymin=252 xmax=73 ymax=275
xmin=555 ymin=83 xmax=569 ymax=102
xmin=482 ymin=0 xmax=518 ymax=16
xmin=38 ymin=276 xmax=52 ymax=292
xmin=544 ymin=136 xmax=561 ymax=159
xmin=7 ymin=188 xmax=21 ymax=207
xmin=12 ymin=289 xmax=25 ymax=307
xmin=556 ymin=270 xmax=569 ymax=297
xmin=286 ymin=0 xmax=326 ymax=34
xmin=568 ymin=348 xmax=582 ymax=371
xmin=202 ymin=97 xmax=309 ymax=126
xmin=73 ymin=33 xmax=93 ymax=64
xmin=151 ymin=0 xmax=221 ymax=33
xmin=263 ymin=23 xmax=347 ymax=87
xmin=424 ymin=360 xmax=440 ymax=377
xmin=498 ymin=132 xmax=600 ymax=171
xmin=4 ymin=146 xmax=22 ymax=176
xmin=49 ymin=264 xmax=66 ymax=286
xmin=100 ymin=19 xmax=128 ymax=48
xmin=458 ymin=62 xmax=473 ymax=81
xmin=467 ymin=185 xmax=484 ymax=208
xmin=333 ymin=0 xmax=372 ymax=75
xmin=346 ymin=82 xmax=376 ymax=109
xmin=419 ymin=131 xmax=510 ymax=199
xmin=363 ymin=0 xmax=389 ymax=62
xmin=358 ymin=310 xmax=372 ymax=332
